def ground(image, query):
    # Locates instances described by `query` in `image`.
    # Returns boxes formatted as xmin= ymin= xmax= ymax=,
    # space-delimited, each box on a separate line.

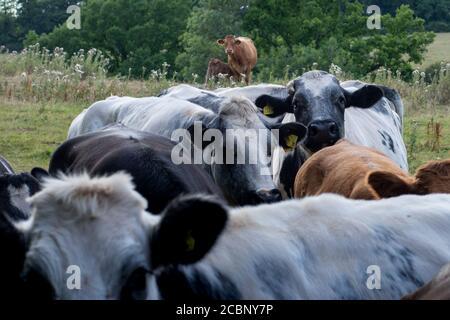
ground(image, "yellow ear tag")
xmin=185 ymin=230 xmax=196 ymax=252
xmin=284 ymin=134 xmax=298 ymax=151
xmin=263 ymin=105 xmax=274 ymax=116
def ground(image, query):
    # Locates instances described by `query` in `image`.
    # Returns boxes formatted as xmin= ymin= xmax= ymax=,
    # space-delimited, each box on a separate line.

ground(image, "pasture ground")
xmin=0 ymin=99 xmax=448 ymax=174
xmin=419 ymin=33 xmax=450 ymax=68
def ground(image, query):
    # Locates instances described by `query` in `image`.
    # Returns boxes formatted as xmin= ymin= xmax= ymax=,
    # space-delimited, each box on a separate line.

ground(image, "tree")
xmin=33 ymin=0 xmax=193 ymax=77
xmin=175 ymin=0 xmax=250 ymax=80
xmin=16 ymin=0 xmax=80 ymax=35
xmin=241 ymin=0 xmax=434 ymax=79
xmin=359 ymin=0 xmax=450 ymax=32
xmin=0 ymin=1 xmax=20 ymax=50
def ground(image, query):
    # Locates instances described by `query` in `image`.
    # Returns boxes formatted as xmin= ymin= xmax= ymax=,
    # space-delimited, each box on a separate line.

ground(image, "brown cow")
xmin=217 ymin=35 xmax=257 ymax=85
xmin=403 ymin=263 xmax=450 ymax=300
xmin=294 ymin=139 xmax=450 ymax=200
xmin=204 ymin=58 xmax=240 ymax=86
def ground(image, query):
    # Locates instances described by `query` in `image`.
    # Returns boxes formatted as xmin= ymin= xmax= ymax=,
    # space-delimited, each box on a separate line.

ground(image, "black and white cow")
xmin=68 ymin=96 xmax=307 ymax=205
xmin=0 ymin=156 xmax=44 ymax=221
xmin=0 ymin=156 xmax=45 ymax=299
xmin=15 ymin=172 xmax=450 ymax=299
xmin=50 ymin=125 xmax=224 ymax=213
xmin=212 ymin=72 xmax=407 ymax=196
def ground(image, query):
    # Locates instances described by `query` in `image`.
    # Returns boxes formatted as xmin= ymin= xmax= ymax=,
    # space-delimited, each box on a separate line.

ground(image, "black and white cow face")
xmin=256 ymin=71 xmax=383 ymax=152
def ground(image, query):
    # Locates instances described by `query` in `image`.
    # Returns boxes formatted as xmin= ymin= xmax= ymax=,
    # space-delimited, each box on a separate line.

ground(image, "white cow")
xmin=13 ymin=172 xmax=450 ymax=300
xmin=68 ymin=95 xmax=307 ymax=205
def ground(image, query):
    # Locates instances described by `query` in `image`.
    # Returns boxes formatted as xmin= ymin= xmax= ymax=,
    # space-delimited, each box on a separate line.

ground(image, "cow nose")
xmin=226 ymin=49 xmax=233 ymax=54
xmin=307 ymin=120 xmax=340 ymax=152
xmin=256 ymin=189 xmax=282 ymax=204
xmin=309 ymin=121 xmax=339 ymax=138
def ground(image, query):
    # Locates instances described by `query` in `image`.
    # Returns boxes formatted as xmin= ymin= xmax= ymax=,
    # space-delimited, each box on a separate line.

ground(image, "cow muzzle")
xmin=253 ymin=188 xmax=283 ymax=204
xmin=306 ymin=120 xmax=340 ymax=152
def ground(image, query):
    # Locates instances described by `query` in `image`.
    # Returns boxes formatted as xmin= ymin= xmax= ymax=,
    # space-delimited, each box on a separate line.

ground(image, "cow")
xmin=403 ymin=263 xmax=450 ymax=300
xmin=204 ymin=58 xmax=240 ymax=86
xmin=0 ymin=156 xmax=45 ymax=221
xmin=217 ymin=35 xmax=257 ymax=85
xmin=243 ymin=72 xmax=407 ymax=196
xmin=294 ymin=140 xmax=450 ymax=200
xmin=49 ymin=125 xmax=224 ymax=213
xmin=14 ymin=172 xmax=450 ymax=299
xmin=68 ymin=96 xmax=307 ymax=205
xmin=0 ymin=157 xmax=45 ymax=299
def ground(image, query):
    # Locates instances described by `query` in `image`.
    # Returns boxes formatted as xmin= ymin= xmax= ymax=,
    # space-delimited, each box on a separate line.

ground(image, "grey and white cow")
xmin=68 ymin=96 xmax=306 ymax=205
xmin=12 ymin=172 xmax=450 ymax=300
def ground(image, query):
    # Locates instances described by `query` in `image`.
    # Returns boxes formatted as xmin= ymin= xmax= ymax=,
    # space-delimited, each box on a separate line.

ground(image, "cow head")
xmin=255 ymin=71 xmax=383 ymax=152
xmin=367 ymin=159 xmax=450 ymax=198
xmin=23 ymin=174 xmax=228 ymax=300
xmin=185 ymin=97 xmax=306 ymax=205
xmin=24 ymin=173 xmax=151 ymax=300
xmin=217 ymin=35 xmax=241 ymax=56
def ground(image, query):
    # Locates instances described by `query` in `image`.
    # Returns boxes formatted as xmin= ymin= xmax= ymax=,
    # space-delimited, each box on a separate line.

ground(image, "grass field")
xmin=419 ymin=33 xmax=450 ymax=68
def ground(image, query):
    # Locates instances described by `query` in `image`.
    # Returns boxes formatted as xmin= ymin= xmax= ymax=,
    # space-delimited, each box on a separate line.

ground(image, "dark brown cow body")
xmin=217 ymin=35 xmax=257 ymax=85
xmin=403 ymin=263 xmax=450 ymax=300
xmin=294 ymin=139 xmax=450 ymax=200
xmin=204 ymin=58 xmax=239 ymax=85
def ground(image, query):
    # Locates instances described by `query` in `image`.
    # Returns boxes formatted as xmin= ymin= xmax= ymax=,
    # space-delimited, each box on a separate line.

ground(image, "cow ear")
xmin=217 ymin=39 xmax=225 ymax=46
xmin=273 ymin=122 xmax=307 ymax=152
xmin=150 ymin=195 xmax=228 ymax=268
xmin=31 ymin=167 xmax=49 ymax=183
xmin=255 ymin=94 xmax=294 ymax=117
xmin=414 ymin=160 xmax=450 ymax=194
xmin=367 ymin=171 xmax=415 ymax=198
xmin=234 ymin=39 xmax=241 ymax=45
xmin=344 ymin=85 xmax=383 ymax=109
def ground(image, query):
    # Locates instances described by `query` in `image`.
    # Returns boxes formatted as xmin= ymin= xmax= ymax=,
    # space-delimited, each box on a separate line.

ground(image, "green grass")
xmin=404 ymin=112 xmax=450 ymax=172
xmin=0 ymin=101 xmax=85 ymax=172
xmin=419 ymin=33 xmax=450 ymax=68
xmin=0 ymin=100 xmax=448 ymax=174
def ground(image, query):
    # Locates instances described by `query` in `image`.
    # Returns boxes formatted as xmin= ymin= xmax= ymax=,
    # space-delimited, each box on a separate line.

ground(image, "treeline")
xmin=359 ymin=0 xmax=450 ymax=32
xmin=0 ymin=0 xmax=442 ymax=81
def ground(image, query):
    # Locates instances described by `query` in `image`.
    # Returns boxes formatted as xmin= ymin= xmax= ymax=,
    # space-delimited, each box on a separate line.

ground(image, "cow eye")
xmin=22 ymin=268 xmax=55 ymax=300
xmin=120 ymin=267 xmax=148 ymax=300
xmin=337 ymin=96 xmax=346 ymax=106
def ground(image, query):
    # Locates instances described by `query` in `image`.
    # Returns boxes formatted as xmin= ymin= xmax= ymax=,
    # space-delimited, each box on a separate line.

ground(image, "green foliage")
xmin=0 ymin=12 xmax=21 ymax=51
xmin=29 ymin=0 xmax=193 ymax=77
xmin=243 ymin=2 xmax=434 ymax=79
xmin=359 ymin=0 xmax=450 ymax=32
xmin=176 ymin=0 xmax=249 ymax=80
xmin=17 ymin=0 xmax=79 ymax=35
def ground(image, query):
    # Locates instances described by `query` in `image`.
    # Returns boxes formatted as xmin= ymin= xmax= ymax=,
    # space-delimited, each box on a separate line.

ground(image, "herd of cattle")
xmin=1 ymin=70 xmax=450 ymax=300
